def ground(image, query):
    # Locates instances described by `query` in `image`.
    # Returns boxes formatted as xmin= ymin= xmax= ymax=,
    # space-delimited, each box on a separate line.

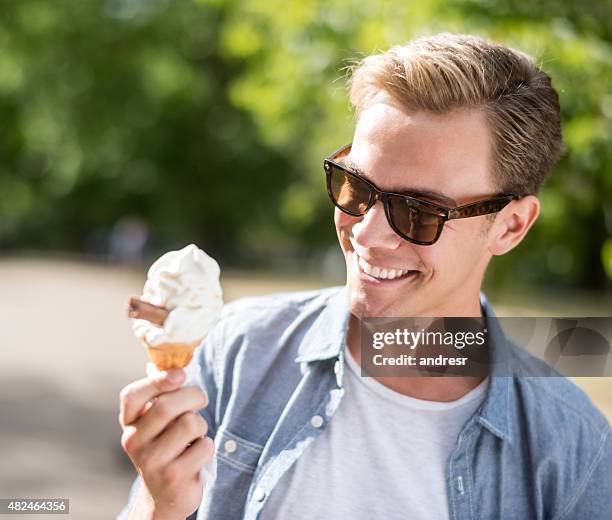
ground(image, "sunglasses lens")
xmin=327 ymin=164 xmax=372 ymax=215
xmin=388 ymin=197 xmax=443 ymax=243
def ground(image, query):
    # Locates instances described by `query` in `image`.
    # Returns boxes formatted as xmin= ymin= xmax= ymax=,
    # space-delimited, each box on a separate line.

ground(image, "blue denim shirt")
xmin=119 ymin=286 xmax=611 ymax=520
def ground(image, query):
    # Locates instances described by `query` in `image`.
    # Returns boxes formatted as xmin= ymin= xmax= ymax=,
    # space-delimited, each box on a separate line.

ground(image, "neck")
xmin=420 ymin=291 xmax=484 ymax=318
xmin=346 ymin=297 xmax=487 ymax=402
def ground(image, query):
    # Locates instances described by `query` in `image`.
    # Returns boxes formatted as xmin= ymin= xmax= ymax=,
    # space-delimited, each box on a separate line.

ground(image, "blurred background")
xmin=0 ymin=0 xmax=610 ymax=517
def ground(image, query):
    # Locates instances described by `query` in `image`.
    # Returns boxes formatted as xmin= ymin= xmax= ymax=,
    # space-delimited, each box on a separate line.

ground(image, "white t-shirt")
xmin=261 ymin=343 xmax=488 ymax=519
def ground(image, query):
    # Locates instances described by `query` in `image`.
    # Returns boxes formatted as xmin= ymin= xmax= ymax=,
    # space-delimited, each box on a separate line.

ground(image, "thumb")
xmin=146 ymin=363 xmax=185 ymax=387
xmin=120 ymin=367 xmax=186 ymax=426
xmin=150 ymin=367 xmax=186 ymax=389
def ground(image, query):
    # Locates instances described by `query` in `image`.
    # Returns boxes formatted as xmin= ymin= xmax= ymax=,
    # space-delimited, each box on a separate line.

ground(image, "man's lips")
xmin=354 ymin=252 xmax=420 ymax=282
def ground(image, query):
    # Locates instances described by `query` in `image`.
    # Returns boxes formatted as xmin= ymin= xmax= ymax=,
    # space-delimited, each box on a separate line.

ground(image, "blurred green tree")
xmin=0 ymin=0 xmax=610 ymax=290
xmin=0 ymin=0 xmax=294 ymax=259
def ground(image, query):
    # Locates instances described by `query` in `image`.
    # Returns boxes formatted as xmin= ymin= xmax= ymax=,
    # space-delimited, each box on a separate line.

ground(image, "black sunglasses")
xmin=324 ymin=143 xmax=519 ymax=246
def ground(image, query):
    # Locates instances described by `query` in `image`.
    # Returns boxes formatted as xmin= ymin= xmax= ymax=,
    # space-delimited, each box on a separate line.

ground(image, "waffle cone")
xmin=145 ymin=340 xmax=200 ymax=370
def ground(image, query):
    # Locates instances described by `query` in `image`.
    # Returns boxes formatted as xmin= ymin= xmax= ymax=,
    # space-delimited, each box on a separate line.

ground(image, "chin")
xmin=347 ymin=284 xmax=397 ymax=318
xmin=347 ymin=272 xmax=435 ymax=318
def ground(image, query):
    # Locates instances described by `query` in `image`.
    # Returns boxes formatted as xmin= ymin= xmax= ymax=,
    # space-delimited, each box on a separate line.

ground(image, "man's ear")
xmin=488 ymin=195 xmax=540 ymax=256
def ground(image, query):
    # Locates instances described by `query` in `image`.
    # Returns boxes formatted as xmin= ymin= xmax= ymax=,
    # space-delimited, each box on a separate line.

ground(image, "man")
xmin=118 ymin=34 xmax=611 ymax=519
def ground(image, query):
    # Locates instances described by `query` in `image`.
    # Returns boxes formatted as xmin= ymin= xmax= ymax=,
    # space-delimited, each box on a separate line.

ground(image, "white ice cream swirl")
xmin=132 ymin=244 xmax=223 ymax=347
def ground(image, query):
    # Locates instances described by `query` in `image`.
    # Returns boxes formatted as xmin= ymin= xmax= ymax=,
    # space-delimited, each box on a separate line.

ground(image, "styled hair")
xmin=348 ymin=33 xmax=564 ymax=195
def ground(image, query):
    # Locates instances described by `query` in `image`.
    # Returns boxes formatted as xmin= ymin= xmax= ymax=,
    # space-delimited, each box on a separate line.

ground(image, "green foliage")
xmin=0 ymin=0 xmax=294 ymax=257
xmin=0 ymin=0 xmax=610 ymax=289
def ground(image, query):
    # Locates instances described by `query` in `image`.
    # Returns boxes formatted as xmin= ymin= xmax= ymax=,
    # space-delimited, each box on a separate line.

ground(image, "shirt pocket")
xmin=215 ymin=428 xmax=264 ymax=475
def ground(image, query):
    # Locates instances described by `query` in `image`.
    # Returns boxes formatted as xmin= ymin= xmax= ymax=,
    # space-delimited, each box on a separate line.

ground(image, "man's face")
xmin=336 ymin=97 xmax=497 ymax=318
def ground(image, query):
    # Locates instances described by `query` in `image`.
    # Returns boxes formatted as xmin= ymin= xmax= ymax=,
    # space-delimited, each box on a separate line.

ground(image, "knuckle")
xmin=120 ymin=427 xmax=139 ymax=454
xmin=201 ymin=436 xmax=215 ymax=457
xmin=152 ymin=395 xmax=170 ymax=419
xmin=187 ymin=413 xmax=208 ymax=437
xmin=198 ymin=416 xmax=209 ymax=437
xmin=187 ymin=387 xmax=208 ymax=409
xmin=200 ymin=439 xmax=215 ymax=463
xmin=119 ymin=385 xmax=134 ymax=407
xmin=180 ymin=412 xmax=198 ymax=431
xmin=198 ymin=389 xmax=209 ymax=408
xmin=138 ymin=447 xmax=156 ymax=473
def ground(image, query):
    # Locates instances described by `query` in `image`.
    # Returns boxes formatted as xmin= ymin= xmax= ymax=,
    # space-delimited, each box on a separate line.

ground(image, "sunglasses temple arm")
xmin=446 ymin=196 xmax=516 ymax=220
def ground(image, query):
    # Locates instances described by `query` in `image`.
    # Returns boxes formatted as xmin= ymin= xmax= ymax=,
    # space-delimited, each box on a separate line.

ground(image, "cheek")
xmin=333 ymin=207 xmax=342 ymax=228
xmin=447 ymin=220 xmax=490 ymax=251
xmin=425 ymin=222 xmax=488 ymax=272
xmin=334 ymin=207 xmax=352 ymax=227
xmin=334 ymin=209 xmax=359 ymax=240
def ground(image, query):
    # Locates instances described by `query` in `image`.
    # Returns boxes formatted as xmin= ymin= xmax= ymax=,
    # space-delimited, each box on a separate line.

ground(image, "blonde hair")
xmin=348 ymin=33 xmax=564 ymax=195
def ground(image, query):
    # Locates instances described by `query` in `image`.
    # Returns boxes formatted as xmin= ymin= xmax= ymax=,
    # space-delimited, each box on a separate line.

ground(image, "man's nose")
xmin=352 ymin=200 xmax=402 ymax=250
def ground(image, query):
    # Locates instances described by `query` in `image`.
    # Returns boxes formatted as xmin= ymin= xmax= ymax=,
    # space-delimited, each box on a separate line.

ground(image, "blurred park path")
xmin=0 ymin=258 xmax=610 ymax=518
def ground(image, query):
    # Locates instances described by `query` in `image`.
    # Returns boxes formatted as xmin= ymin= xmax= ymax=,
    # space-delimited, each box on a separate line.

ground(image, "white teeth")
xmin=357 ymin=255 xmax=413 ymax=281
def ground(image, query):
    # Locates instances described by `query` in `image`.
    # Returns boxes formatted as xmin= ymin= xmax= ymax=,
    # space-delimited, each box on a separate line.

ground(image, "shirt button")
xmin=253 ymin=486 xmax=266 ymax=502
xmin=224 ymin=439 xmax=237 ymax=454
xmin=310 ymin=415 xmax=324 ymax=428
xmin=334 ymin=360 xmax=340 ymax=374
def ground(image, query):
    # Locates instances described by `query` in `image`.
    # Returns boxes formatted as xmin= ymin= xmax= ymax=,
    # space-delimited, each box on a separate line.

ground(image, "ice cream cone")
xmin=145 ymin=340 xmax=201 ymax=370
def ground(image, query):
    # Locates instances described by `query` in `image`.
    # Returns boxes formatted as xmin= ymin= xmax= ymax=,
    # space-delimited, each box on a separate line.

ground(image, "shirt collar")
xmin=294 ymin=286 xmax=350 ymax=363
xmin=294 ymin=286 xmax=514 ymax=443
xmin=474 ymin=292 xmax=514 ymax=443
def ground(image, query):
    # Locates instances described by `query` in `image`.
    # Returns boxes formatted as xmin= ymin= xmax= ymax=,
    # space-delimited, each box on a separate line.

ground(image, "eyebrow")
xmin=343 ymin=158 xmax=458 ymax=207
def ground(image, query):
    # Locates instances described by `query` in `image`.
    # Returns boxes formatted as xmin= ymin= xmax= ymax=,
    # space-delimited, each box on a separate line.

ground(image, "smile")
xmin=357 ymin=254 xmax=418 ymax=281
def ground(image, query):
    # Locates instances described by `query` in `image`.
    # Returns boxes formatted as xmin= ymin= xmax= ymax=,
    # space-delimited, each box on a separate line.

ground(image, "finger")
xmin=175 ymin=436 xmax=216 ymax=479
xmin=131 ymin=386 xmax=208 ymax=445
xmin=119 ymin=368 xmax=185 ymax=427
xmin=147 ymin=412 xmax=209 ymax=466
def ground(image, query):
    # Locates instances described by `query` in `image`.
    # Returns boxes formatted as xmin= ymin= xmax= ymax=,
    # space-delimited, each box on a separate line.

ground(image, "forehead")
xmin=348 ymin=99 xmax=495 ymax=204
